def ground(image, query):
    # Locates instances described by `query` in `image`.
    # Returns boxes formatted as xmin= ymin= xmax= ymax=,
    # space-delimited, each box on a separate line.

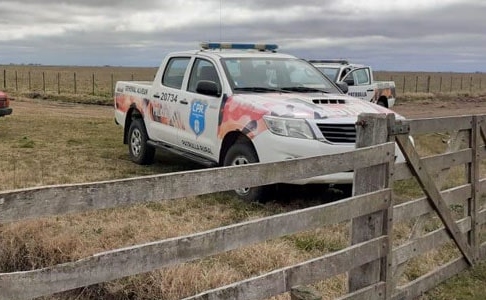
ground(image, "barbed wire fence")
xmin=1 ymin=67 xmax=485 ymax=97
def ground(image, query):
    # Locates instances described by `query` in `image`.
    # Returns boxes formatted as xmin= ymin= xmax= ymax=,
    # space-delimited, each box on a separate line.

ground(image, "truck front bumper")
xmin=253 ymin=131 xmax=406 ymax=185
xmin=253 ymin=132 xmax=356 ymax=185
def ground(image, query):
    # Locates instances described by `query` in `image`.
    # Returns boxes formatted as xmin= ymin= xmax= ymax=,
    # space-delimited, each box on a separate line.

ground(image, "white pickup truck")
xmin=310 ymin=60 xmax=396 ymax=108
xmin=114 ymin=43 xmax=401 ymax=202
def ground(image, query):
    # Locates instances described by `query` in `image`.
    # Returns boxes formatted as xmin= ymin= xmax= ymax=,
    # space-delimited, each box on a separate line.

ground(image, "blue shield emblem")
xmin=189 ymin=100 xmax=207 ymax=136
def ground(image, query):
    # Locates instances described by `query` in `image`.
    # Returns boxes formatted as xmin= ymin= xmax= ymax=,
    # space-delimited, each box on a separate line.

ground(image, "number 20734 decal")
xmin=159 ymin=93 xmax=178 ymax=102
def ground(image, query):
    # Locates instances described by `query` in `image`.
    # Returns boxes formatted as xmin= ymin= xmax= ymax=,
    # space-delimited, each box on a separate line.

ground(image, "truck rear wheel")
xmin=377 ymin=98 xmax=387 ymax=107
xmin=224 ymin=142 xmax=267 ymax=202
xmin=128 ymin=118 xmax=155 ymax=165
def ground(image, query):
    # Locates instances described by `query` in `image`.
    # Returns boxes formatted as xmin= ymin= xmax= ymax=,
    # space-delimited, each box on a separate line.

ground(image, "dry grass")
xmin=0 ymin=97 xmax=353 ymax=299
xmin=1 ymin=96 xmax=485 ymax=299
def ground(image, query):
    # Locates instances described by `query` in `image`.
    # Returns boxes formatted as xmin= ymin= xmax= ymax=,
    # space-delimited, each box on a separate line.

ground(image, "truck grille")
xmin=317 ymin=123 xmax=356 ymax=143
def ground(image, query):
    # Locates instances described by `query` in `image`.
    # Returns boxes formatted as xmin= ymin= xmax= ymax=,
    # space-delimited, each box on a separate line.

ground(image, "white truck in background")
xmin=114 ymin=43 xmax=404 ymax=202
xmin=310 ymin=60 xmax=396 ymax=108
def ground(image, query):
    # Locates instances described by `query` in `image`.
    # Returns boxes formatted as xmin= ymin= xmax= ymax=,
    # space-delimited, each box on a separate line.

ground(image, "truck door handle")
xmin=180 ymin=99 xmax=188 ymax=105
xmin=153 ymin=94 xmax=160 ymax=98
xmin=367 ymin=89 xmax=374 ymax=92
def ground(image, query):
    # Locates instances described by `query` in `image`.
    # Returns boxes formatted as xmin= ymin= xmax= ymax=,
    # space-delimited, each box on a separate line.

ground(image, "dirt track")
xmin=392 ymin=95 xmax=486 ymax=118
xmin=9 ymin=94 xmax=486 ymax=120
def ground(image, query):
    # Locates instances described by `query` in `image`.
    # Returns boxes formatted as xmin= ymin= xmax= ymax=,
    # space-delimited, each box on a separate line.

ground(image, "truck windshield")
xmin=221 ymin=58 xmax=341 ymax=94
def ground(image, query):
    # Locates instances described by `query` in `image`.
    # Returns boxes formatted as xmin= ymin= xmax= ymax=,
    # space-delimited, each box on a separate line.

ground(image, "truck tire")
xmin=128 ymin=118 xmax=155 ymax=165
xmin=377 ymin=98 xmax=387 ymax=107
xmin=224 ymin=142 xmax=267 ymax=202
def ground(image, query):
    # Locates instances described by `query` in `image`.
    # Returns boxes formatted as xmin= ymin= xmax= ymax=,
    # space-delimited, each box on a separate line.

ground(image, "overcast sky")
xmin=1 ymin=0 xmax=485 ymax=72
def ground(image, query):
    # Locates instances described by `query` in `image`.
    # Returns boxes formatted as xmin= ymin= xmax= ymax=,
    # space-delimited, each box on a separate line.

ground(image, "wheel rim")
xmin=231 ymin=155 xmax=251 ymax=195
xmin=130 ymin=129 xmax=142 ymax=157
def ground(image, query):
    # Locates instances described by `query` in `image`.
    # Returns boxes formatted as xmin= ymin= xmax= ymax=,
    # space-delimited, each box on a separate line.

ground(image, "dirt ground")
xmin=392 ymin=94 xmax=486 ymax=118
xmin=8 ymin=93 xmax=486 ymax=120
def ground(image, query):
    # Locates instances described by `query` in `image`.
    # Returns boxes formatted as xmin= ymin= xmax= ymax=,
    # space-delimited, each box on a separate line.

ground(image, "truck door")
xmin=176 ymin=58 xmax=222 ymax=161
xmin=342 ymin=67 xmax=374 ymax=102
xmin=147 ymin=57 xmax=191 ymax=146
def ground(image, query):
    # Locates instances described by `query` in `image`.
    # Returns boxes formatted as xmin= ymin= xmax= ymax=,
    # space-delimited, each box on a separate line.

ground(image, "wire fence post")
xmin=28 ymin=71 xmax=31 ymax=91
xmin=470 ymin=76 xmax=473 ymax=92
xmin=57 ymin=72 xmax=61 ymax=94
xmin=415 ymin=76 xmax=418 ymax=92
xmin=74 ymin=72 xmax=77 ymax=94
xmin=15 ymin=71 xmax=18 ymax=91
xmin=439 ymin=77 xmax=442 ymax=92
xmin=426 ymin=75 xmax=431 ymax=93
xmin=111 ymin=73 xmax=114 ymax=97
xmin=42 ymin=72 xmax=46 ymax=93
xmin=3 ymin=69 xmax=5 ymax=89
xmin=402 ymin=76 xmax=406 ymax=93
xmin=92 ymin=73 xmax=95 ymax=95
xmin=450 ymin=77 xmax=453 ymax=92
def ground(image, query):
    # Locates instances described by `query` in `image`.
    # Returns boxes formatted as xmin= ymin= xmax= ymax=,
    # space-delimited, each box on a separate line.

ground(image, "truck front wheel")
xmin=224 ymin=143 xmax=267 ymax=202
xmin=128 ymin=118 xmax=155 ymax=165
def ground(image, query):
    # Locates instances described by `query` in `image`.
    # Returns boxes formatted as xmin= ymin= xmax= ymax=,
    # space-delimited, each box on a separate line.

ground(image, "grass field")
xmin=1 ymin=92 xmax=486 ymax=298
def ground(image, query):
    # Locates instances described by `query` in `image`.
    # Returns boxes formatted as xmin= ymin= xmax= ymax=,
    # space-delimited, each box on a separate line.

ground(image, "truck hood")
xmin=231 ymin=92 xmax=400 ymax=120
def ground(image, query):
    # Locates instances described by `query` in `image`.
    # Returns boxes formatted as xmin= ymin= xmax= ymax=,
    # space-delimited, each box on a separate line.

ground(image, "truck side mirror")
xmin=336 ymin=81 xmax=349 ymax=94
xmin=343 ymin=77 xmax=354 ymax=86
xmin=196 ymin=80 xmax=221 ymax=97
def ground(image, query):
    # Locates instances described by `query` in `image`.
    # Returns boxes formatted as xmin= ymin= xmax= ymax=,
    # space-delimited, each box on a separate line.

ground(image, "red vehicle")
xmin=0 ymin=91 xmax=12 ymax=117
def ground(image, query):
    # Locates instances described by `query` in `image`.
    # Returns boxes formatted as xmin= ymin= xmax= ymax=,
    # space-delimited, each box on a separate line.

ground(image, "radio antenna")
xmin=219 ymin=0 xmax=222 ymax=42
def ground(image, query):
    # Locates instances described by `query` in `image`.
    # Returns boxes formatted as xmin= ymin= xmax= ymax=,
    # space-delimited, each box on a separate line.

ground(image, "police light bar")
xmin=200 ymin=42 xmax=278 ymax=52
xmin=309 ymin=59 xmax=349 ymax=65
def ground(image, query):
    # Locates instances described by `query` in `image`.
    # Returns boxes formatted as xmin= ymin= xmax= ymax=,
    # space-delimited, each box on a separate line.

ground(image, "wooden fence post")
xmin=469 ymin=116 xmax=481 ymax=261
xmin=3 ymin=69 xmax=5 ymax=89
xmin=92 ymin=73 xmax=95 ymax=95
xmin=42 ymin=72 xmax=46 ymax=93
xmin=349 ymin=113 xmax=394 ymax=298
xmin=57 ymin=72 xmax=61 ymax=94
xmin=74 ymin=72 xmax=77 ymax=94
xmin=426 ymin=75 xmax=431 ymax=93
xmin=402 ymin=76 xmax=406 ymax=94
xmin=15 ymin=70 xmax=18 ymax=91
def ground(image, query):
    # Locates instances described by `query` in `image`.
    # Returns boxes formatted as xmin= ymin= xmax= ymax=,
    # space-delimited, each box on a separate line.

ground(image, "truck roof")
xmin=309 ymin=60 xmax=366 ymax=69
xmin=168 ymin=42 xmax=297 ymax=60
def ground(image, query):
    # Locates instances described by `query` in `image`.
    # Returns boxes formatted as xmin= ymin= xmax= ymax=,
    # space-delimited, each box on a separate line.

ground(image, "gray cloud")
xmin=0 ymin=0 xmax=484 ymax=71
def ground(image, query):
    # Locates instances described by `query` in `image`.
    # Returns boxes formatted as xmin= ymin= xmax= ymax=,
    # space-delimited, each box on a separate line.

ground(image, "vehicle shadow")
xmin=265 ymin=183 xmax=353 ymax=209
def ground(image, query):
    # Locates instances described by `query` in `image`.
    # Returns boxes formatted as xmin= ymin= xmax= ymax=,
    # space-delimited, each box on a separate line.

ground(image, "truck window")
xmin=352 ymin=68 xmax=371 ymax=85
xmin=187 ymin=59 xmax=220 ymax=93
xmin=162 ymin=57 xmax=190 ymax=89
xmin=316 ymin=67 xmax=340 ymax=82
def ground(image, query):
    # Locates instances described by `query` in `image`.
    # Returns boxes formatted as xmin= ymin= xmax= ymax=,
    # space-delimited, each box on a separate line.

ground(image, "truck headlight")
xmin=263 ymin=116 xmax=314 ymax=139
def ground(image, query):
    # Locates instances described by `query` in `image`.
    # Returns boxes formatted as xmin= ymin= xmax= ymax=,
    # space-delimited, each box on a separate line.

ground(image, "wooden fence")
xmin=0 ymin=113 xmax=486 ymax=299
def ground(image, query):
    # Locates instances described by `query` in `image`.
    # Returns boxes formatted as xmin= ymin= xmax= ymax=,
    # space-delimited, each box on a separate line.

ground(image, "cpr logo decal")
xmin=190 ymin=100 xmax=207 ymax=136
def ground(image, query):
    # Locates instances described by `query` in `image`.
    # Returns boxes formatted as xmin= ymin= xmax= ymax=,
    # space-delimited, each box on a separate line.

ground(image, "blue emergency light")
xmin=200 ymin=42 xmax=278 ymax=52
